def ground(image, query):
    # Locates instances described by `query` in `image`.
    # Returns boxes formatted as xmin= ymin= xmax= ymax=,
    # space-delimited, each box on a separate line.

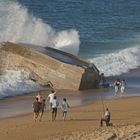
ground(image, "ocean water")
xmin=0 ymin=0 xmax=140 ymax=98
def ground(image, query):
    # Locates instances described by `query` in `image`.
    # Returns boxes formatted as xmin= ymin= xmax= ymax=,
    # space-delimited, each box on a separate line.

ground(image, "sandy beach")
xmin=0 ymin=67 xmax=140 ymax=140
xmin=1 ymin=0 xmax=140 ymax=139
xmin=0 ymin=95 xmax=140 ymax=140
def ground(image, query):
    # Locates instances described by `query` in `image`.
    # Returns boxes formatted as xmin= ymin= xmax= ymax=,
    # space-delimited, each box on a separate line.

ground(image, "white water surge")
xmin=89 ymin=46 xmax=140 ymax=76
xmin=0 ymin=0 xmax=80 ymax=55
xmin=0 ymin=70 xmax=40 ymax=99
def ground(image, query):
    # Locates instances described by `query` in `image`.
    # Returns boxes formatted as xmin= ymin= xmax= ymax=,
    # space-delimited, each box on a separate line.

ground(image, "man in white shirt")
xmin=100 ymin=108 xmax=111 ymax=127
xmin=47 ymin=90 xmax=56 ymax=110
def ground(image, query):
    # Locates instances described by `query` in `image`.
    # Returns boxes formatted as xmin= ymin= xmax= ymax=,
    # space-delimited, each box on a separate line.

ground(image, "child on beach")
xmin=32 ymin=97 xmax=41 ymax=122
xmin=61 ymin=98 xmax=70 ymax=121
xmin=51 ymin=96 xmax=59 ymax=121
xmin=39 ymin=99 xmax=46 ymax=121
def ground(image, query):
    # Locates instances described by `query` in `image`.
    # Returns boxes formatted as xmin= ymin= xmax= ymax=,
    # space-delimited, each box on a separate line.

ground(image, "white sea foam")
xmin=0 ymin=70 xmax=40 ymax=99
xmin=0 ymin=0 xmax=80 ymax=55
xmin=89 ymin=46 xmax=140 ymax=76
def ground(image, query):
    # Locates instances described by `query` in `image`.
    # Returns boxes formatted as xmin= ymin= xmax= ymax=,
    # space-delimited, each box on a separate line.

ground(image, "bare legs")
xmin=52 ymin=108 xmax=57 ymax=121
xmin=33 ymin=112 xmax=39 ymax=122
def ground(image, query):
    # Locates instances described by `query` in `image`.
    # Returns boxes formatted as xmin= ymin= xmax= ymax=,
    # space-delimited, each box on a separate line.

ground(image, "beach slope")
xmin=0 ymin=96 xmax=140 ymax=140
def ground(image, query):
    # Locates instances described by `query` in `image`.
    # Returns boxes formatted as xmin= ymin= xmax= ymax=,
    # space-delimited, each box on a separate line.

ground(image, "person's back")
xmin=100 ymin=108 xmax=111 ymax=127
xmin=33 ymin=99 xmax=41 ymax=112
xmin=62 ymin=100 xmax=69 ymax=112
xmin=61 ymin=98 xmax=70 ymax=121
xmin=47 ymin=90 xmax=56 ymax=110
xmin=105 ymin=109 xmax=110 ymax=119
xmin=32 ymin=97 xmax=41 ymax=122
xmin=48 ymin=90 xmax=56 ymax=102
xmin=51 ymin=96 xmax=59 ymax=121
xmin=52 ymin=98 xmax=59 ymax=108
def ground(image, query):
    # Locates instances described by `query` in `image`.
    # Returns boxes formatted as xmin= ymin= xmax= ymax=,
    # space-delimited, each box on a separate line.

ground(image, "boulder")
xmin=0 ymin=42 xmax=100 ymax=90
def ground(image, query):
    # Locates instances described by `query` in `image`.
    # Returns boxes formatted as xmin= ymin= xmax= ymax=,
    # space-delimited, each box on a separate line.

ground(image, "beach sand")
xmin=0 ymin=96 xmax=140 ymax=140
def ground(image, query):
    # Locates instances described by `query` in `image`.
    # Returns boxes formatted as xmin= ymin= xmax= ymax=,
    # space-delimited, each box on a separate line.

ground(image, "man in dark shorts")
xmin=51 ymin=96 xmax=59 ymax=121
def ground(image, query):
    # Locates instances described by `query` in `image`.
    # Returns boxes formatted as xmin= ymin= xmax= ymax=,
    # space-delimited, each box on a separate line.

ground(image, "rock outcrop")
xmin=0 ymin=42 xmax=100 ymax=90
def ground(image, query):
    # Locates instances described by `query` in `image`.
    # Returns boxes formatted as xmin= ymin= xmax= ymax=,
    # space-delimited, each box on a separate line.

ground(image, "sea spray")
xmin=0 ymin=0 xmax=80 ymax=55
xmin=89 ymin=47 xmax=140 ymax=76
xmin=0 ymin=70 xmax=40 ymax=99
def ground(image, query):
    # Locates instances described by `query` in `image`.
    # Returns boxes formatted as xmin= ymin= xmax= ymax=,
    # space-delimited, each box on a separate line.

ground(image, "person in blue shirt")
xmin=61 ymin=98 xmax=70 ymax=121
xmin=51 ymin=96 xmax=59 ymax=121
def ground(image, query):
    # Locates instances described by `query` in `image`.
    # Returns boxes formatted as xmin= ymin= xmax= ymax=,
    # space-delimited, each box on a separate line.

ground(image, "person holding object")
xmin=100 ymin=108 xmax=111 ymax=127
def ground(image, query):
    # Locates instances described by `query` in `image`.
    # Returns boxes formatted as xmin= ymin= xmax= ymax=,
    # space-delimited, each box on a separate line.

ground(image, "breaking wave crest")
xmin=0 ymin=0 xmax=80 ymax=55
xmin=89 ymin=46 xmax=140 ymax=76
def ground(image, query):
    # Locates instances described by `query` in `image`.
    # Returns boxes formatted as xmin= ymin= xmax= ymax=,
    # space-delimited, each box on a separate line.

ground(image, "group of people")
xmin=114 ymin=79 xmax=127 ymax=96
xmin=32 ymin=90 xmax=70 ymax=122
xmin=32 ymin=78 xmax=126 ymax=126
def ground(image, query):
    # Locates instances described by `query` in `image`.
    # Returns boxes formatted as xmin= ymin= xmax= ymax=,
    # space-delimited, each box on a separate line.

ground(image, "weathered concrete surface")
xmin=0 ymin=42 xmax=100 ymax=90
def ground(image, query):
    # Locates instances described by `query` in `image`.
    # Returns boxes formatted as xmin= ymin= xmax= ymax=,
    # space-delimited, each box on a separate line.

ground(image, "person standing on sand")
xmin=120 ymin=79 xmax=127 ymax=96
xmin=47 ymin=90 xmax=56 ymax=110
xmin=61 ymin=98 xmax=70 ymax=121
xmin=51 ymin=96 xmax=59 ymax=121
xmin=114 ymin=79 xmax=121 ymax=96
xmin=39 ymin=99 xmax=46 ymax=121
xmin=32 ymin=97 xmax=41 ymax=122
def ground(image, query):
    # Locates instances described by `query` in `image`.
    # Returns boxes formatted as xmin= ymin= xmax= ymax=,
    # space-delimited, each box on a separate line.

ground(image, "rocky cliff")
xmin=0 ymin=42 xmax=100 ymax=90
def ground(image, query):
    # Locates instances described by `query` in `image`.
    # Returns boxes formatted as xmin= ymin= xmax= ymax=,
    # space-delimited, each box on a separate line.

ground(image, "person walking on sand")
xmin=100 ymin=108 xmax=111 ymax=127
xmin=47 ymin=90 xmax=56 ymax=110
xmin=114 ymin=79 xmax=121 ymax=96
xmin=32 ymin=97 xmax=41 ymax=122
xmin=51 ymin=96 xmax=59 ymax=121
xmin=120 ymin=79 xmax=127 ymax=96
xmin=61 ymin=98 xmax=70 ymax=121
xmin=39 ymin=99 xmax=46 ymax=121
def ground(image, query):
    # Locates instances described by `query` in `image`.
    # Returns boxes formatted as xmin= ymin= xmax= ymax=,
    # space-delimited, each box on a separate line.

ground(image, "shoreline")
xmin=0 ymin=65 xmax=140 ymax=118
xmin=1 ymin=86 xmax=140 ymax=119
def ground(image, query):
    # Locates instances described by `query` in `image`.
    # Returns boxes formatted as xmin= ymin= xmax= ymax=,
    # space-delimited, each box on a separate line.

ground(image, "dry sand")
xmin=0 ymin=96 xmax=140 ymax=140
